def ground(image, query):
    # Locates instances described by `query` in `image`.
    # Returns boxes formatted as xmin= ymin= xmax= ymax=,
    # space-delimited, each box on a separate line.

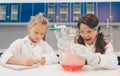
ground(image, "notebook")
xmin=1 ymin=64 xmax=39 ymax=70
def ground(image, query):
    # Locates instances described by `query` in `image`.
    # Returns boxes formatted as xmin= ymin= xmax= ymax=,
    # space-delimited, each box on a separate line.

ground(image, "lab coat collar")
xmin=85 ymin=41 xmax=95 ymax=48
xmin=23 ymin=35 xmax=43 ymax=45
xmin=85 ymin=38 xmax=97 ymax=48
xmin=85 ymin=40 xmax=96 ymax=52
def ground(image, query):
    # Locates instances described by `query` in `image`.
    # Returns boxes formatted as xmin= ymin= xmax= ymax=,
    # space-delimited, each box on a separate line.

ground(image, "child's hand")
xmin=72 ymin=44 xmax=100 ymax=65
xmin=31 ymin=57 xmax=46 ymax=65
xmin=22 ymin=57 xmax=35 ymax=66
xmin=21 ymin=57 xmax=46 ymax=66
xmin=38 ymin=57 xmax=46 ymax=65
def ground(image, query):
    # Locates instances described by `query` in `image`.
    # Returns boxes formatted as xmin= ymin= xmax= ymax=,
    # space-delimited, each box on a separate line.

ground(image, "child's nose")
xmin=83 ymin=33 xmax=89 ymax=38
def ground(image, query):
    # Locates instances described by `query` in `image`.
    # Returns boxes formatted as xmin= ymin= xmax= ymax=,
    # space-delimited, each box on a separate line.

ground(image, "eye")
xmin=79 ymin=30 xmax=84 ymax=34
xmin=34 ymin=32 xmax=39 ymax=34
xmin=40 ymin=33 xmax=44 ymax=35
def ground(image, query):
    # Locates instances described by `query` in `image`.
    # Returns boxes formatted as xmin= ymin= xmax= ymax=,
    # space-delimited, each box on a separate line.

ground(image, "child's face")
xmin=28 ymin=23 xmax=48 ymax=43
xmin=79 ymin=23 xmax=97 ymax=45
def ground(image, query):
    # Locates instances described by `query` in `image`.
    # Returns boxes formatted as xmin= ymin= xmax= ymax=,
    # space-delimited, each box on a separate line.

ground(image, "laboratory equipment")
xmin=50 ymin=25 xmax=85 ymax=72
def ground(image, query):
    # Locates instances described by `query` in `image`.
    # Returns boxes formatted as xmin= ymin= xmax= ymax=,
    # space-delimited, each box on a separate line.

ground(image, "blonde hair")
xmin=28 ymin=13 xmax=49 ymax=27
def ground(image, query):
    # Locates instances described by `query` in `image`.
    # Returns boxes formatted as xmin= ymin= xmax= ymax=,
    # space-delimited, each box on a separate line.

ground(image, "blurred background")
xmin=0 ymin=0 xmax=120 ymax=54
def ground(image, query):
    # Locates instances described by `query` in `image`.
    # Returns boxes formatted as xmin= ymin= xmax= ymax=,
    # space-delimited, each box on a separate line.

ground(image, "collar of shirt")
xmin=85 ymin=40 xmax=96 ymax=52
xmin=23 ymin=35 xmax=43 ymax=48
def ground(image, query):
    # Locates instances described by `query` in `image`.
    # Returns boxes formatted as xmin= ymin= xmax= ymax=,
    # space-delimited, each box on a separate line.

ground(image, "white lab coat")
xmin=0 ymin=36 xmax=58 ymax=64
xmin=86 ymin=42 xmax=118 ymax=69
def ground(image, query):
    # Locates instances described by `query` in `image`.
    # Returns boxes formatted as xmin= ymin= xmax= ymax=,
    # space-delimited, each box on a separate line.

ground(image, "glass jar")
xmin=55 ymin=26 xmax=85 ymax=72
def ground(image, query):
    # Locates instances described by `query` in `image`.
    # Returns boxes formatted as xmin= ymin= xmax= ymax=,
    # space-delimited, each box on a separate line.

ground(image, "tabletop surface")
xmin=0 ymin=64 xmax=120 ymax=76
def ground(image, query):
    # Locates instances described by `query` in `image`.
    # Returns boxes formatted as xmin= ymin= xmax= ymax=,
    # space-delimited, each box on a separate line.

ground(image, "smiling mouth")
xmin=85 ymin=38 xmax=91 ymax=42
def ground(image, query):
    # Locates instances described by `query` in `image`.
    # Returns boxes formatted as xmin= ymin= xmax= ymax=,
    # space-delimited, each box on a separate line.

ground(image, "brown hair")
xmin=77 ymin=13 xmax=107 ymax=54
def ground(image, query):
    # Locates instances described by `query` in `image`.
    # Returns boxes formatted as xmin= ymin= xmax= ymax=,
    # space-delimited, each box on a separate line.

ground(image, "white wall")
xmin=0 ymin=24 xmax=120 ymax=52
xmin=0 ymin=24 xmax=58 ymax=50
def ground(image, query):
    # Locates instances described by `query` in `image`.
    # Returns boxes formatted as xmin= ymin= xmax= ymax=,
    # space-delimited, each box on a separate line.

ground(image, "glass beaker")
xmin=59 ymin=47 xmax=85 ymax=72
xmin=55 ymin=26 xmax=85 ymax=72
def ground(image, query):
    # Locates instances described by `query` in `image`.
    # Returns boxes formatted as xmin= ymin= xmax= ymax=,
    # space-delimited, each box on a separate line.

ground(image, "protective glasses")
xmin=79 ymin=28 xmax=97 ymax=35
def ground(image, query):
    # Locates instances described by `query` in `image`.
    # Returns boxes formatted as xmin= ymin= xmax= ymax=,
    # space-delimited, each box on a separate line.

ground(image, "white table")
xmin=0 ymin=64 xmax=120 ymax=76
